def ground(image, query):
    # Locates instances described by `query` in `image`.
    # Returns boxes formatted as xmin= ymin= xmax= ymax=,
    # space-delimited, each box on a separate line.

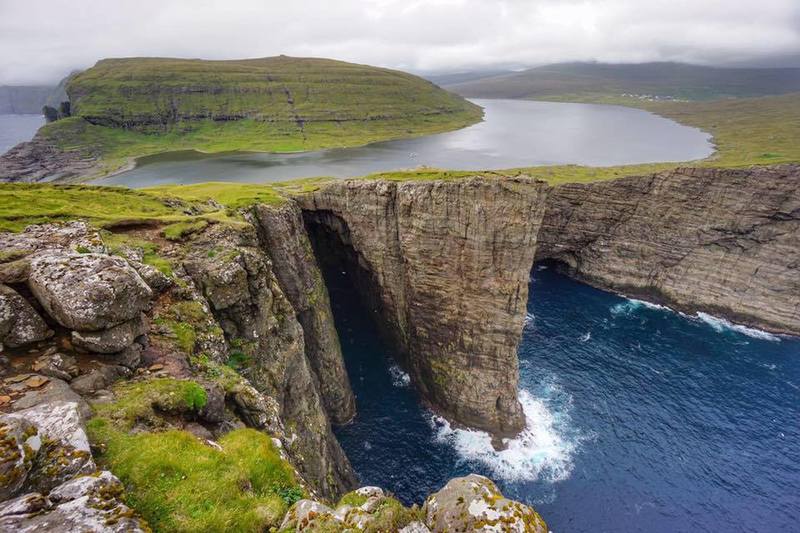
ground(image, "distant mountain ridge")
xmin=443 ymin=62 xmax=800 ymax=101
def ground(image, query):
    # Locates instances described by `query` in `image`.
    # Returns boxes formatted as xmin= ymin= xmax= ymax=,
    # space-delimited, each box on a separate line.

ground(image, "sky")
xmin=1 ymin=0 xmax=799 ymax=84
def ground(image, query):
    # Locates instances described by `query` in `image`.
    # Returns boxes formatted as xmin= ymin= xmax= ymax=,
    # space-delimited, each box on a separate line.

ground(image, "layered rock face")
xmin=537 ymin=165 xmax=800 ymax=334
xmin=251 ymin=203 xmax=356 ymax=425
xmin=299 ymin=177 xmax=550 ymax=438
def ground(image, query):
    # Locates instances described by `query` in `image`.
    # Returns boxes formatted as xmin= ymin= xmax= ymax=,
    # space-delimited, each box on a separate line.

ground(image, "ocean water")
xmin=332 ymin=265 xmax=800 ymax=532
xmin=0 ymin=114 xmax=44 ymax=155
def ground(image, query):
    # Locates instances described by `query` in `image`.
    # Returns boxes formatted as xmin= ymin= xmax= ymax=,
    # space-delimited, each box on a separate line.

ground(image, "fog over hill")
xmin=440 ymin=62 xmax=800 ymax=101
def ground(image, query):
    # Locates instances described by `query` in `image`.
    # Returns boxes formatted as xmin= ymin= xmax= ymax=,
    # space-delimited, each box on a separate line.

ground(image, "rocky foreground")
xmin=0 ymin=164 xmax=797 ymax=531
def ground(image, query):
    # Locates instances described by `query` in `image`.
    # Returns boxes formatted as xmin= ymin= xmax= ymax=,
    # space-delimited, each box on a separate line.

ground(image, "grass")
xmin=87 ymin=378 xmax=304 ymax=532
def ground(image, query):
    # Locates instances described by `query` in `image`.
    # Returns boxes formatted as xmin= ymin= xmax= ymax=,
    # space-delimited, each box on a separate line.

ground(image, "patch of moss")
xmin=162 ymin=220 xmax=209 ymax=241
xmin=338 ymin=491 xmax=368 ymax=508
xmin=87 ymin=423 xmax=303 ymax=533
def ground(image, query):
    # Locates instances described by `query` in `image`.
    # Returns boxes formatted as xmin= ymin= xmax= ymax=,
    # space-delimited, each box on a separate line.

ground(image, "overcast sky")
xmin=1 ymin=0 xmax=799 ymax=84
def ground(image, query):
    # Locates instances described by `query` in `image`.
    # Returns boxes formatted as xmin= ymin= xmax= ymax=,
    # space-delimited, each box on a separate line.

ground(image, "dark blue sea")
xmin=331 ymin=265 xmax=800 ymax=533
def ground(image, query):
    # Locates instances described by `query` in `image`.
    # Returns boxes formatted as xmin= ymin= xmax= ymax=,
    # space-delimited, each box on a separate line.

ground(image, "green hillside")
xmin=445 ymin=62 xmax=800 ymax=102
xmin=27 ymin=56 xmax=481 ymax=177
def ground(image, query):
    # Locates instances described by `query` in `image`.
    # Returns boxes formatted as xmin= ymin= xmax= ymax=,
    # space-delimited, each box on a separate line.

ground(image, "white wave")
xmin=388 ymin=364 xmax=411 ymax=387
xmin=524 ymin=312 xmax=535 ymax=327
xmin=610 ymin=297 xmax=669 ymax=316
xmin=429 ymin=389 xmax=579 ymax=483
xmin=579 ymin=332 xmax=591 ymax=342
xmin=696 ymin=312 xmax=780 ymax=342
xmin=536 ymin=264 xmax=549 ymax=271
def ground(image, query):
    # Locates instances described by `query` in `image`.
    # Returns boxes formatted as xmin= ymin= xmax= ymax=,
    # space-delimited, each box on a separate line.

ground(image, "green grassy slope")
xmin=445 ymin=62 xmax=800 ymax=102
xmin=26 ymin=56 xmax=481 ymax=177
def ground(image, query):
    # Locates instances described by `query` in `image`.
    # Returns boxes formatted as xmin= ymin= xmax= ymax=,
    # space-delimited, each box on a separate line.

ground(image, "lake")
xmin=330 ymin=264 xmax=800 ymax=533
xmin=0 ymin=114 xmax=44 ymax=155
xmin=97 ymin=99 xmax=713 ymax=187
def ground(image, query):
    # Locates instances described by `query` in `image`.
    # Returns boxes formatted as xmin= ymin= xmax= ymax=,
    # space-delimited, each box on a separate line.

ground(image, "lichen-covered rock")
xmin=71 ymin=314 xmax=147 ymax=353
xmin=0 ymin=283 xmax=52 ymax=348
xmin=423 ymin=474 xmax=547 ymax=533
xmin=0 ymin=471 xmax=149 ymax=532
xmin=129 ymin=260 xmax=172 ymax=293
xmin=280 ymin=499 xmax=335 ymax=531
xmin=0 ymin=416 xmax=39 ymax=500
xmin=0 ymin=222 xmax=104 ymax=259
xmin=112 ymin=344 xmax=143 ymax=370
xmin=69 ymin=365 xmax=129 ymax=396
xmin=5 ymin=401 xmax=95 ymax=493
xmin=28 ymin=253 xmax=152 ymax=331
xmin=400 ymin=521 xmax=432 ymax=533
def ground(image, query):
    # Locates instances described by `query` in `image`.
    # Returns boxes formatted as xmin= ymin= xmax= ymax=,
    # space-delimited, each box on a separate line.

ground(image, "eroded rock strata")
xmin=536 ymin=165 xmax=800 ymax=334
xmin=300 ymin=177 xmax=551 ymax=438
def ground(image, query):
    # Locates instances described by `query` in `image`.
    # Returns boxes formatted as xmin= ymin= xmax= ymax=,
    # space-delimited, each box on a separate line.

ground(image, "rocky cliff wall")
xmin=299 ymin=177 xmax=551 ymax=439
xmin=537 ymin=165 xmax=800 ymax=334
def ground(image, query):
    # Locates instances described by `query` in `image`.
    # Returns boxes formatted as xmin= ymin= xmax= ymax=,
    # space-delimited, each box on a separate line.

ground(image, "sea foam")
xmin=429 ymin=388 xmax=580 ymax=483
xmin=388 ymin=364 xmax=411 ymax=387
xmin=696 ymin=312 xmax=781 ymax=342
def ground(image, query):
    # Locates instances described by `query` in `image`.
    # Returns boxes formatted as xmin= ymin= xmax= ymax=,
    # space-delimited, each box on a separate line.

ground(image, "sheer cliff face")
xmin=182 ymin=222 xmax=356 ymax=499
xmin=537 ymin=165 xmax=800 ymax=334
xmin=299 ymin=177 xmax=551 ymax=437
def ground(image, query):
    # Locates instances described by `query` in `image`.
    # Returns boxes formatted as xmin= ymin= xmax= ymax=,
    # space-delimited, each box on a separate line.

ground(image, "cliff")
xmin=299 ymin=177 xmax=551 ymax=439
xmin=537 ymin=165 xmax=800 ymax=334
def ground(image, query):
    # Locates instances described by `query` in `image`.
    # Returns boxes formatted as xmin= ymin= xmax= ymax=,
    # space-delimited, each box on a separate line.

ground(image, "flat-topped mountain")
xmin=0 ymin=56 xmax=482 ymax=181
xmin=67 ymin=56 xmax=481 ymax=129
xmin=444 ymin=62 xmax=800 ymax=101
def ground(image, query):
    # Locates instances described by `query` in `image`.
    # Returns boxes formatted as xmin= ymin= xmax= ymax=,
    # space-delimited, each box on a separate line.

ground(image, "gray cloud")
xmin=1 ymin=0 xmax=799 ymax=84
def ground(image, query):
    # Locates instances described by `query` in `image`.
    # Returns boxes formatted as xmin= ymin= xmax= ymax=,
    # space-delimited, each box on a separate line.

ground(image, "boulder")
xmin=199 ymin=382 xmax=225 ymax=424
xmin=423 ymin=474 xmax=547 ymax=533
xmin=12 ymin=377 xmax=91 ymax=420
xmin=71 ymin=314 xmax=147 ymax=354
xmin=280 ymin=499 xmax=335 ymax=531
xmin=130 ymin=261 xmax=172 ymax=293
xmin=0 ymin=471 xmax=149 ymax=532
xmin=0 ymin=416 xmax=39 ymax=500
xmin=400 ymin=522 xmax=432 ymax=533
xmin=28 ymin=253 xmax=152 ymax=331
xmin=69 ymin=365 xmax=129 ymax=396
xmin=0 ymin=284 xmax=52 ymax=348
xmin=112 ymin=343 xmax=143 ymax=370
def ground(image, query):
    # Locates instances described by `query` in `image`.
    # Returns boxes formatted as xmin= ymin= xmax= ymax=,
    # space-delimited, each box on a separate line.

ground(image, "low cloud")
xmin=1 ymin=0 xmax=798 ymax=84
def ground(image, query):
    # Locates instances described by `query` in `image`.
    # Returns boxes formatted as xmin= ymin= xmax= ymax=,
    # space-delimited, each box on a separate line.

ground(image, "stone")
xmin=199 ymin=382 xmax=225 ymax=424
xmin=184 ymin=422 xmax=214 ymax=442
xmin=423 ymin=474 xmax=547 ymax=533
xmin=69 ymin=365 xmax=129 ymax=396
xmin=112 ymin=343 xmax=143 ymax=369
xmin=0 ymin=471 xmax=148 ymax=532
xmin=280 ymin=499 xmax=335 ymax=531
xmin=28 ymin=253 xmax=152 ymax=331
xmin=71 ymin=314 xmax=147 ymax=354
xmin=355 ymin=486 xmax=384 ymax=499
xmin=0 ymin=259 xmax=30 ymax=284
xmin=31 ymin=352 xmax=79 ymax=381
xmin=130 ymin=261 xmax=172 ymax=293
xmin=0 ymin=284 xmax=52 ymax=348
xmin=13 ymin=377 xmax=91 ymax=420
xmin=0 ymin=416 xmax=39 ymax=500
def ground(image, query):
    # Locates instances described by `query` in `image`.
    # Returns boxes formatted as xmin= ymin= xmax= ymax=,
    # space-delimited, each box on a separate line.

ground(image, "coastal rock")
xmin=12 ymin=377 xmax=91 ymax=420
xmin=0 ymin=471 xmax=148 ymax=532
xmin=129 ymin=261 xmax=172 ymax=293
xmin=252 ymin=203 xmax=356 ymax=425
xmin=0 ymin=130 xmax=103 ymax=183
xmin=31 ymin=352 xmax=79 ymax=381
xmin=0 ymin=283 xmax=52 ymax=347
xmin=69 ymin=365 xmax=129 ymax=396
xmin=28 ymin=253 xmax=152 ymax=331
xmin=300 ymin=177 xmax=549 ymax=437
xmin=536 ymin=165 xmax=800 ymax=334
xmin=423 ymin=474 xmax=547 ymax=533
xmin=71 ymin=314 xmax=147 ymax=353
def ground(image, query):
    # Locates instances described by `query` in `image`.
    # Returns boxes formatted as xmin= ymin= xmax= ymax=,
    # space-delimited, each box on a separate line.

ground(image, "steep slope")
xmin=445 ymin=62 xmax=800 ymax=101
xmin=0 ymin=56 xmax=482 ymax=182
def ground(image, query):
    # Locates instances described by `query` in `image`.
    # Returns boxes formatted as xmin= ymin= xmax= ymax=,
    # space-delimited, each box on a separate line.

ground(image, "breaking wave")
xmin=428 ymin=386 xmax=583 ymax=483
xmin=610 ymin=298 xmax=669 ymax=316
xmin=696 ymin=312 xmax=781 ymax=342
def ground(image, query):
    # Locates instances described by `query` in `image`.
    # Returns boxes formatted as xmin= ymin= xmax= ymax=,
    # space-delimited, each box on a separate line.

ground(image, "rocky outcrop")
xmin=299 ymin=177 xmax=550 ymax=439
xmin=423 ymin=475 xmax=547 ymax=533
xmin=181 ymin=223 xmax=356 ymax=499
xmin=251 ymin=203 xmax=356 ymax=425
xmin=0 ymin=131 xmax=103 ymax=183
xmin=537 ymin=165 xmax=800 ymax=334
xmin=0 ymin=284 xmax=52 ymax=348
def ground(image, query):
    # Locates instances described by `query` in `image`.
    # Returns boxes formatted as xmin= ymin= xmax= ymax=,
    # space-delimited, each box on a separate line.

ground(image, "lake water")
xmin=0 ymin=114 xmax=44 ymax=155
xmin=330 ymin=265 xmax=800 ymax=533
xmin=97 ymin=99 xmax=713 ymax=187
